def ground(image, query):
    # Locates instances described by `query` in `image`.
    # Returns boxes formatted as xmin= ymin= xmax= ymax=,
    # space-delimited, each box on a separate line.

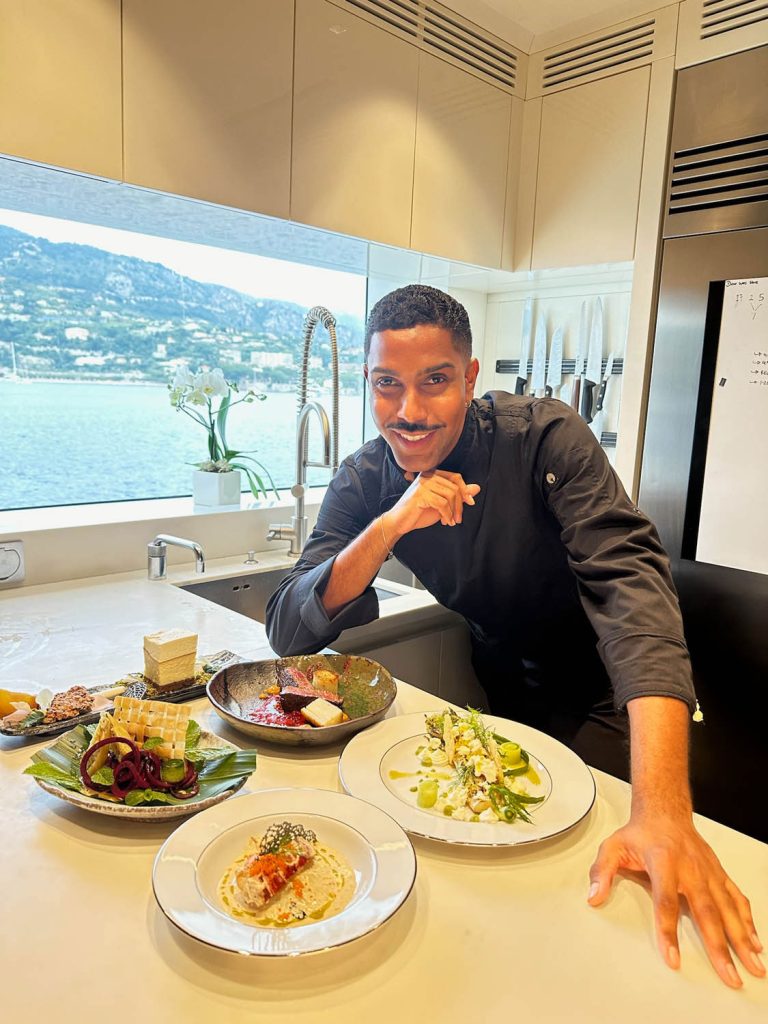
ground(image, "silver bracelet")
xmin=379 ymin=516 xmax=393 ymax=558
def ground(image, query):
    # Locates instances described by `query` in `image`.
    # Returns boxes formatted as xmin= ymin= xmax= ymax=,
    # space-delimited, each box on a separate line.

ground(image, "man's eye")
xmin=373 ymin=377 xmax=397 ymax=388
xmin=426 ymin=374 xmax=447 ymax=385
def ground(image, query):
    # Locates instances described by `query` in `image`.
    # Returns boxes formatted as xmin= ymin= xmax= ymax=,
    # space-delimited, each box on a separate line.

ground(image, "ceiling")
xmin=441 ymin=0 xmax=677 ymax=52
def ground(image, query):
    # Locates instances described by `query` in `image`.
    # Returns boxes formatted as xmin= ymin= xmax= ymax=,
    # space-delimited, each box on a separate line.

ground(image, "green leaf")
xmin=23 ymin=763 xmax=83 ymax=792
xmin=142 ymin=735 xmax=164 ymax=751
xmin=17 ymin=710 xmax=45 ymax=729
xmin=216 ymin=392 xmax=231 ymax=452
xmin=198 ymin=749 xmax=257 ymax=780
xmin=90 ymin=766 xmax=115 ymax=786
xmin=185 ymin=720 xmax=201 ymax=750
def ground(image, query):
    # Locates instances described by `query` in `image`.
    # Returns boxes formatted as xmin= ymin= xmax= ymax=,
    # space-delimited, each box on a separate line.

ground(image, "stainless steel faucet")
xmin=268 ymin=306 xmax=339 ymax=558
xmin=147 ymin=534 xmax=206 ymax=579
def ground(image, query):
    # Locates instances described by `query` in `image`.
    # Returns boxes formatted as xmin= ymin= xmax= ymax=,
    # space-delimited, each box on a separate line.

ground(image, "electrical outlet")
xmin=0 ymin=540 xmax=25 ymax=588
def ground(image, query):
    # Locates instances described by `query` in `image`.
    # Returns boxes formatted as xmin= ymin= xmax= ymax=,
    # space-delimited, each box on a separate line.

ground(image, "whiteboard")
xmin=696 ymin=277 xmax=768 ymax=575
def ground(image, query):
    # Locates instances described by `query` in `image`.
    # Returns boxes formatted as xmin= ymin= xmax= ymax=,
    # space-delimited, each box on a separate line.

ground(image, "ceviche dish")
xmin=219 ymin=821 xmax=355 ymax=928
xmin=390 ymin=709 xmax=547 ymax=825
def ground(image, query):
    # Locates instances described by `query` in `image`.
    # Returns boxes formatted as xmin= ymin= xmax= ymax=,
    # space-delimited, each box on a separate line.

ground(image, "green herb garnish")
xmin=259 ymin=821 xmax=317 ymax=855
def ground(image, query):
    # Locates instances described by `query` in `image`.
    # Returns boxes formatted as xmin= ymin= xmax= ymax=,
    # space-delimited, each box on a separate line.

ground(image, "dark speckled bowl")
xmin=206 ymin=654 xmax=397 ymax=747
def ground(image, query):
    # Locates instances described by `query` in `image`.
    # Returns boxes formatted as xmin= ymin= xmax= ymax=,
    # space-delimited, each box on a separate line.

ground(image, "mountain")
xmin=0 ymin=224 xmax=364 ymax=391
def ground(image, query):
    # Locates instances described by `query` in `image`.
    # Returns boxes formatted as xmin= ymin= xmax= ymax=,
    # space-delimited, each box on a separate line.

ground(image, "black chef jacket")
xmin=266 ymin=393 xmax=696 ymax=764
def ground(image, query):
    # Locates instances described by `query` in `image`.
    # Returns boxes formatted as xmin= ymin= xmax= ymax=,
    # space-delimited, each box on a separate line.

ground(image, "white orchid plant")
xmin=169 ymin=365 xmax=277 ymax=500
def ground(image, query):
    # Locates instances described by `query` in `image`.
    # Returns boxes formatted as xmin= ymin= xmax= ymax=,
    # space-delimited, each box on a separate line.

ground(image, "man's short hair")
xmin=364 ymin=285 xmax=472 ymax=361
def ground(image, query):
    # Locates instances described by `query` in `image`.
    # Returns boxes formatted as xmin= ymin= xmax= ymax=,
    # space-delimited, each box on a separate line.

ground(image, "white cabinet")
xmin=291 ymin=0 xmax=419 ymax=248
xmin=411 ymin=53 xmax=513 ymax=268
xmin=122 ymin=0 xmax=293 ymax=218
xmin=531 ymin=67 xmax=651 ymax=270
xmin=0 ymin=0 xmax=122 ymax=179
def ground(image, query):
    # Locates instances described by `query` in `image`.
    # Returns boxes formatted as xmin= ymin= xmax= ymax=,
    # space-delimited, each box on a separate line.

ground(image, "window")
xmin=0 ymin=210 xmax=366 ymax=511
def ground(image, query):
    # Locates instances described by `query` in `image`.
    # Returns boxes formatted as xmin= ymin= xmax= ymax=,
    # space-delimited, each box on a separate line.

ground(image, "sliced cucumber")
xmin=160 ymin=758 xmax=186 ymax=783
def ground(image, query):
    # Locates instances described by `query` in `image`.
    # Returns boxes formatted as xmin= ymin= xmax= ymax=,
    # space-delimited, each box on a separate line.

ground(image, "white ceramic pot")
xmin=192 ymin=468 xmax=242 ymax=507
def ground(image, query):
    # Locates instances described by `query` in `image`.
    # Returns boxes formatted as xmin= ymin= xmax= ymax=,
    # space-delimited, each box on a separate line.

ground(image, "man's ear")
xmin=363 ymin=363 xmax=369 ymax=383
xmin=465 ymin=357 xmax=480 ymax=400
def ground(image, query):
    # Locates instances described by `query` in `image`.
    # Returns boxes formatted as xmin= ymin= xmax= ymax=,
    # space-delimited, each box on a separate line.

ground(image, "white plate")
xmin=152 ymin=788 xmax=417 ymax=956
xmin=339 ymin=712 xmax=596 ymax=847
xmin=31 ymin=730 xmax=249 ymax=822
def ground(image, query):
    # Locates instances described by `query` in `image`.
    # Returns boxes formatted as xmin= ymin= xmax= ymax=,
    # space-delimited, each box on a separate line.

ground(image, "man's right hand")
xmin=384 ymin=470 xmax=481 ymax=538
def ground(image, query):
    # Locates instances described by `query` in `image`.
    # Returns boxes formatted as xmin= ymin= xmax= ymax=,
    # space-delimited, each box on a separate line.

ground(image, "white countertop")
xmin=1 ymin=565 xmax=766 ymax=1022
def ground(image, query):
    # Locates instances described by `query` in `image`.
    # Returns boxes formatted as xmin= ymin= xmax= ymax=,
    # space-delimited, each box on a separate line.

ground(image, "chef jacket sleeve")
xmin=265 ymin=457 xmax=380 ymax=655
xmin=530 ymin=400 xmax=696 ymax=713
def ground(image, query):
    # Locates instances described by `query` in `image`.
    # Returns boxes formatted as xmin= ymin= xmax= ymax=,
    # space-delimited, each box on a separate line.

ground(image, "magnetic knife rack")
xmin=495 ymin=358 xmax=624 ymax=376
xmin=495 ymin=357 xmax=623 ymax=449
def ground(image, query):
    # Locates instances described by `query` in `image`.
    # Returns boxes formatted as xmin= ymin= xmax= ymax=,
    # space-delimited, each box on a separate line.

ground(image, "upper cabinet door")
xmin=291 ymin=0 xmax=419 ymax=248
xmin=411 ymin=53 xmax=512 ymax=268
xmin=0 ymin=0 xmax=121 ymax=178
xmin=123 ymin=0 xmax=293 ymax=218
xmin=532 ymin=67 xmax=650 ymax=270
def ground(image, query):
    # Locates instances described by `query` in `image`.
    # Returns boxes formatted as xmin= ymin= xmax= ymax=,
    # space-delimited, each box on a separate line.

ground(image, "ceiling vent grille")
xmin=700 ymin=0 xmax=768 ymax=40
xmin=331 ymin=0 xmax=522 ymax=94
xmin=541 ymin=20 xmax=655 ymax=89
xmin=668 ymin=133 xmax=768 ymax=215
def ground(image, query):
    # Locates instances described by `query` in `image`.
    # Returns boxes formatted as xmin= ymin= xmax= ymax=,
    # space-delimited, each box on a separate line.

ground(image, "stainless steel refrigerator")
xmin=640 ymin=44 xmax=768 ymax=841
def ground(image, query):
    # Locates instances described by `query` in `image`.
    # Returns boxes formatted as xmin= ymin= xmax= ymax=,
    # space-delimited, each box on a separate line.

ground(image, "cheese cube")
xmin=143 ymin=629 xmax=197 ymax=689
xmin=300 ymin=697 xmax=344 ymax=728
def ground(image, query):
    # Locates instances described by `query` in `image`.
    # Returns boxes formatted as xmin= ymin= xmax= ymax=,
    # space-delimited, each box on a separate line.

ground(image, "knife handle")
xmin=515 ymin=377 xmax=527 ymax=396
xmin=581 ymin=380 xmax=596 ymax=423
xmin=595 ymin=378 xmax=608 ymax=413
xmin=571 ymin=375 xmax=581 ymax=412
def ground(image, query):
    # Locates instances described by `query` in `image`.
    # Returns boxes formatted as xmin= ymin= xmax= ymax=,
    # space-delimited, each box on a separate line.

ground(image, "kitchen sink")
xmin=179 ymin=568 xmax=403 ymax=624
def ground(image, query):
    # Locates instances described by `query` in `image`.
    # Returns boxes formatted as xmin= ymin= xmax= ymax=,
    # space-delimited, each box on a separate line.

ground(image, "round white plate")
xmin=152 ymin=788 xmax=417 ymax=956
xmin=32 ymin=730 xmax=249 ymax=821
xmin=338 ymin=712 xmax=596 ymax=847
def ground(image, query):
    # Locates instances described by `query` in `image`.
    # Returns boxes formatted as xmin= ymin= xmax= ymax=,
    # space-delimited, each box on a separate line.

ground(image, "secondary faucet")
xmin=268 ymin=305 xmax=339 ymax=558
xmin=147 ymin=534 xmax=206 ymax=579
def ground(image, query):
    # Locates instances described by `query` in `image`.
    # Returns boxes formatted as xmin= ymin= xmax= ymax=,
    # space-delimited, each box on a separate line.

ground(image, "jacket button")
xmin=546 ymin=472 xmax=557 ymax=485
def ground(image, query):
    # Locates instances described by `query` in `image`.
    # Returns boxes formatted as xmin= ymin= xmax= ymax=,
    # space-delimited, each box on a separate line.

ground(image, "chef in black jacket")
xmin=266 ymin=285 xmax=763 ymax=989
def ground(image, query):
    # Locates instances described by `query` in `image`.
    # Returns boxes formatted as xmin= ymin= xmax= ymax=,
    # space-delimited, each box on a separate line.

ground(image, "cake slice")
xmin=143 ymin=628 xmax=197 ymax=689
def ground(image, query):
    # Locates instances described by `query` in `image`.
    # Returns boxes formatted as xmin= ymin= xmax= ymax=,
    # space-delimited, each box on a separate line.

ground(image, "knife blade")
xmin=581 ymin=297 xmax=603 ymax=423
xmin=545 ymin=326 xmax=563 ymax=398
xmin=591 ymin=351 xmax=615 ymax=441
xmin=531 ymin=317 xmax=547 ymax=397
xmin=571 ymin=301 xmax=589 ymax=411
xmin=515 ymin=298 xmax=533 ymax=396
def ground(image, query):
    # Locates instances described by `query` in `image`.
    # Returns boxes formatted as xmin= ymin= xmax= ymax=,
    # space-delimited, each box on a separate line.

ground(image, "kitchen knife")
xmin=591 ymin=351 xmax=614 ymax=440
xmin=571 ymin=300 xmax=588 ymax=411
xmin=581 ymin=297 xmax=603 ymax=423
xmin=515 ymin=298 xmax=533 ymax=395
xmin=545 ymin=326 xmax=563 ymax=398
xmin=531 ymin=317 xmax=547 ymax=397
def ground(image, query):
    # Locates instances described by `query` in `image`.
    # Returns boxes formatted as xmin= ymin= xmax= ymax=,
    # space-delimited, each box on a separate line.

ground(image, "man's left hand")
xmin=587 ymin=812 xmax=765 ymax=988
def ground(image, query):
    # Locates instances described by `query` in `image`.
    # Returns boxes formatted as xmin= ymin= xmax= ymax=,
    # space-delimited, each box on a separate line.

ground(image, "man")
xmin=266 ymin=284 xmax=763 ymax=988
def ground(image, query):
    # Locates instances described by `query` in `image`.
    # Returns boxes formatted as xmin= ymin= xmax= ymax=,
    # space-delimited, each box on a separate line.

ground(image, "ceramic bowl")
xmin=206 ymin=654 xmax=397 ymax=747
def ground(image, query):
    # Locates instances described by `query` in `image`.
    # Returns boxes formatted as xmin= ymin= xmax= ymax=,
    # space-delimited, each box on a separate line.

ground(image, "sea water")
xmin=0 ymin=380 xmax=367 ymax=510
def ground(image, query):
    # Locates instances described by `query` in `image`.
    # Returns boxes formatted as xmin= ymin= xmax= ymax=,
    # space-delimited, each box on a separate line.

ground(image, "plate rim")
xmin=338 ymin=712 xmax=596 ymax=848
xmin=152 ymin=786 xmax=417 ymax=956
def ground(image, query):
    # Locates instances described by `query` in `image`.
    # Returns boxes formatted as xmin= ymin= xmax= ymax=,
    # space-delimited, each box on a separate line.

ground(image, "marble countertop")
xmin=0 ymin=562 xmax=766 ymax=1022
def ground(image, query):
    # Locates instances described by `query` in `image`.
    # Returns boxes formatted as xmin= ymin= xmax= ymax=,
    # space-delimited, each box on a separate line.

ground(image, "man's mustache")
xmin=385 ymin=421 xmax=443 ymax=433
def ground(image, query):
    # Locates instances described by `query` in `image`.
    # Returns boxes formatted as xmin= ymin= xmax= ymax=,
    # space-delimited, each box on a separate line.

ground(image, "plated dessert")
xmin=23 ymin=694 xmax=257 ymax=819
xmin=219 ymin=821 xmax=355 ymax=928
